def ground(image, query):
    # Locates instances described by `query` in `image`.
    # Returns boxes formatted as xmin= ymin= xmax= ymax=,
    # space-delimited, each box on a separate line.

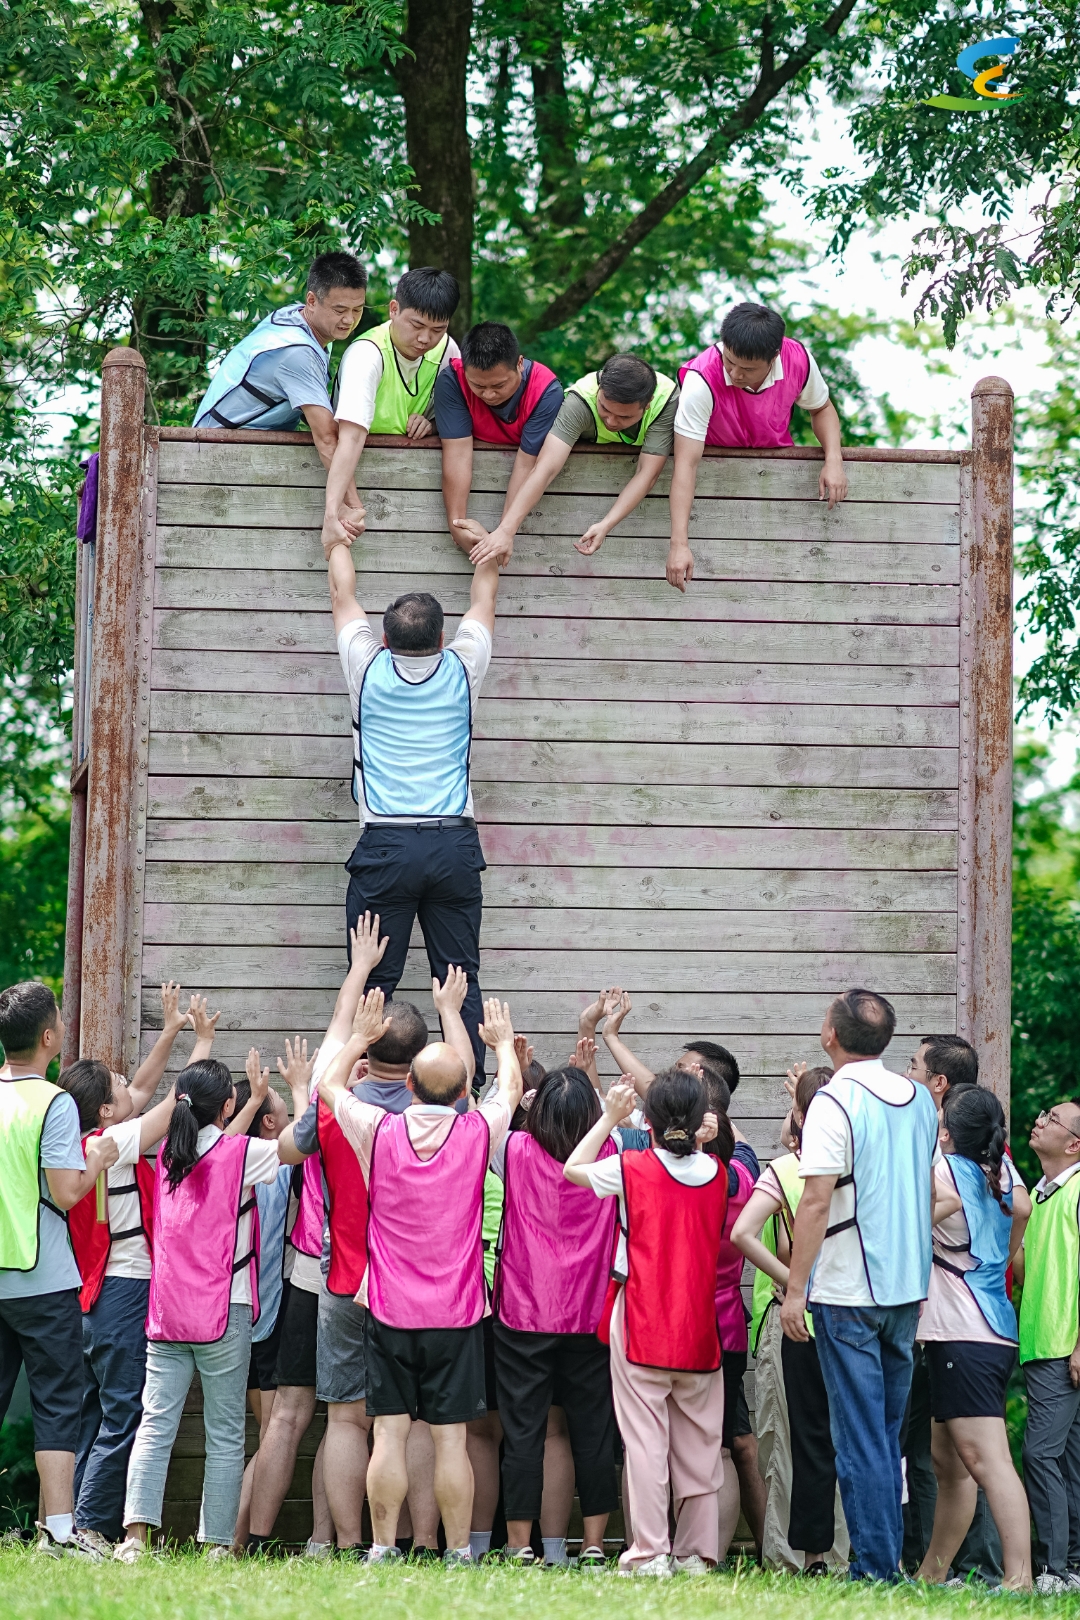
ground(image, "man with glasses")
xmin=1018 ymin=1099 xmax=1080 ymax=1591
xmin=907 ymin=1035 xmax=979 ymax=1107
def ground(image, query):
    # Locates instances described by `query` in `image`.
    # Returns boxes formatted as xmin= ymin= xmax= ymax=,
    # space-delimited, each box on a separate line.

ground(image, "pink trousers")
xmin=609 ymin=1290 xmax=725 ymax=1567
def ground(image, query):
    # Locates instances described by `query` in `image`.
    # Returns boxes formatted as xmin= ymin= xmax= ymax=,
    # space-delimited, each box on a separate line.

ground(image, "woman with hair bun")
xmin=565 ymin=1068 xmax=728 ymax=1576
xmin=915 ymin=1086 xmax=1033 ymax=1590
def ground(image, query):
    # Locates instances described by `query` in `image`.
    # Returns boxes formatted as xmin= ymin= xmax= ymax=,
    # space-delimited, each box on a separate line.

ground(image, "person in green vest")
xmin=322 ymin=267 xmax=461 ymax=552
xmin=0 ymin=981 xmax=118 ymax=1560
xmin=1018 ymin=1097 xmax=1080 ymax=1591
xmin=731 ymin=1063 xmax=849 ymax=1576
xmin=454 ymin=353 xmax=679 ymax=575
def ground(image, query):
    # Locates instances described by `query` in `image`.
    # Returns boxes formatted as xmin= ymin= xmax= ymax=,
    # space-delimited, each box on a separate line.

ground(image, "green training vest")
xmin=358 ymin=320 xmax=449 ymax=435
xmin=0 ymin=1077 xmax=63 ymax=1271
xmin=748 ymin=1152 xmax=813 ymax=1349
xmin=1019 ymin=1172 xmax=1080 ymax=1363
xmin=568 ymin=369 xmax=677 ymax=447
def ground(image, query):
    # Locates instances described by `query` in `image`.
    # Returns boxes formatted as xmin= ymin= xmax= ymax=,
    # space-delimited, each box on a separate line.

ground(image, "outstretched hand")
xmin=602 ymin=988 xmax=631 ymax=1030
xmin=603 ymin=1079 xmax=637 ymax=1124
xmin=478 ymin=998 xmax=515 ymax=1049
xmin=452 ymin=517 xmax=512 ymax=568
xmin=432 ymin=964 xmax=469 ymax=1016
xmin=353 ymin=987 xmax=392 ymax=1049
xmin=245 ymin=1048 xmax=270 ymax=1106
xmin=574 ymin=522 xmax=608 ymax=556
xmin=513 ymin=1033 xmax=535 ymax=1072
xmin=187 ymin=995 xmax=221 ymax=1043
xmin=161 ymin=981 xmax=187 ymax=1038
xmin=350 ymin=912 xmax=389 ymax=975
xmin=666 ymin=542 xmax=695 ymax=592
xmin=277 ymin=1037 xmax=317 ymax=1094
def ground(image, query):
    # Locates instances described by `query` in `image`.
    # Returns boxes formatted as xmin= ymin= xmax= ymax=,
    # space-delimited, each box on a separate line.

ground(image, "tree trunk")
xmin=521 ymin=4 xmax=585 ymax=232
xmin=397 ymin=0 xmax=475 ymax=333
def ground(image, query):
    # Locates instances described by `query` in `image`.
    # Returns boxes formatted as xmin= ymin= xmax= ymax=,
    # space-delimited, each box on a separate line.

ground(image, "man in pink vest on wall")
xmin=667 ymin=302 xmax=849 ymax=591
xmin=317 ymin=987 xmax=524 ymax=1565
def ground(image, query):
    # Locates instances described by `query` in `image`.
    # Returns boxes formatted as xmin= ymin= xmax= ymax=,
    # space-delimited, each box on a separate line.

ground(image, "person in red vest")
xmin=565 ymin=1069 xmax=730 ymax=1576
xmin=435 ymin=322 xmax=564 ymax=550
xmin=666 ymin=302 xmax=849 ymax=591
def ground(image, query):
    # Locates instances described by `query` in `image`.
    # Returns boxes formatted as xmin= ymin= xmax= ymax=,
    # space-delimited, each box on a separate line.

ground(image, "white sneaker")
xmin=75 ymin=1528 xmax=113 ymax=1558
xmin=34 ymin=1524 xmax=104 ymax=1562
xmin=673 ymin=1554 xmax=712 ymax=1575
xmin=1036 ymin=1572 xmax=1068 ymax=1594
xmin=619 ymin=1554 xmax=673 ymax=1578
xmin=364 ymin=1545 xmax=403 ymax=1565
xmin=304 ymin=1539 xmax=334 ymax=1561
xmin=112 ymin=1537 xmax=148 ymax=1564
xmin=204 ymin=1544 xmax=236 ymax=1561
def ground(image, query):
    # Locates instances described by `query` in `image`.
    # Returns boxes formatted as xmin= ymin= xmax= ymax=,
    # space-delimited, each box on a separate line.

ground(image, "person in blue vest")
xmin=325 ymin=528 xmax=500 ymax=1081
xmin=780 ymin=988 xmax=940 ymax=1583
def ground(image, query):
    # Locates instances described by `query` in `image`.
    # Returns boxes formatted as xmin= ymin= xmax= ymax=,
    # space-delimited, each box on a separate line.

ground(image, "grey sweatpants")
xmin=1022 ymin=1356 xmax=1080 ymax=1575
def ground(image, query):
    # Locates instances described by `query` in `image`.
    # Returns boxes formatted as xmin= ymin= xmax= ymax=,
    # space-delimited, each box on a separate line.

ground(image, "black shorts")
xmin=366 ymin=1314 xmax=487 ymax=1426
xmin=273 ymin=1282 xmax=319 ymax=1389
xmin=248 ymin=1302 xmax=286 ymax=1391
xmin=482 ymin=1313 xmax=498 ymax=1411
xmin=722 ymin=1350 xmax=752 ymax=1450
xmin=924 ymin=1339 xmax=1017 ymax=1421
xmin=0 ymin=1288 xmax=84 ymax=1452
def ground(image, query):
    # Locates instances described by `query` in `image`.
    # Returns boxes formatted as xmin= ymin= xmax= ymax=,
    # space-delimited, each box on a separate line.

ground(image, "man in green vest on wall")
xmin=1018 ymin=1099 xmax=1080 ymax=1592
xmin=322 ymin=268 xmax=461 ymax=552
xmin=0 ymin=982 xmax=118 ymax=1559
xmin=453 ymin=353 xmax=679 ymax=578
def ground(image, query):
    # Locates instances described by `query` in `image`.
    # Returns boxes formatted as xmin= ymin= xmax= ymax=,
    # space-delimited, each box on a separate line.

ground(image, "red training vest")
xmin=449 ymin=357 xmax=558 ymax=447
xmin=68 ymin=1129 xmax=156 ymax=1313
xmin=316 ymin=1094 xmax=369 ymax=1296
xmin=621 ymin=1150 xmax=727 ymax=1372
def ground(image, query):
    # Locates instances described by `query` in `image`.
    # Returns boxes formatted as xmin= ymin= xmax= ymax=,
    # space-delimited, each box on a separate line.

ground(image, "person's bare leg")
xmin=917 ymin=1420 xmax=978 ymax=1582
xmin=539 ymin=1407 xmax=575 ymax=1535
xmin=466 ymin=1413 xmax=502 ymax=1531
xmin=311 ymin=1433 xmax=334 ymax=1544
xmin=248 ymin=1385 xmax=316 ymax=1537
xmin=324 ymin=1401 xmax=372 ymax=1549
xmin=35 ymin=1452 xmax=75 ymax=1519
xmin=582 ymin=1514 xmax=610 ymax=1549
xmin=731 ymin=1431 xmax=766 ymax=1556
xmin=431 ymin=1422 xmax=474 ymax=1552
xmin=717 ymin=1448 xmax=742 ymax=1560
xmin=368 ymin=1415 xmax=411 ymax=1547
xmin=234 ymin=1389 xmax=276 ymax=1549
xmin=406 ymin=1420 xmax=439 ymax=1548
xmin=948 ymin=1417 xmax=1033 ymax=1590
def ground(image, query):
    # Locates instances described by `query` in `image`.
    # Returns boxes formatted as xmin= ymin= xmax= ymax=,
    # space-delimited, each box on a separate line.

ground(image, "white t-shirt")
xmin=338 ymin=617 xmax=494 ymax=824
xmin=799 ymin=1059 xmax=941 ymax=1308
xmin=673 ymin=347 xmax=830 ymax=442
xmin=335 ymin=334 xmax=461 ymax=431
xmin=584 ymin=1144 xmax=718 ymax=1278
xmin=193 ymin=1124 xmax=282 ymax=1306
xmin=101 ymin=1117 xmax=153 ymax=1280
xmin=918 ymin=1156 xmax=1024 ymax=1346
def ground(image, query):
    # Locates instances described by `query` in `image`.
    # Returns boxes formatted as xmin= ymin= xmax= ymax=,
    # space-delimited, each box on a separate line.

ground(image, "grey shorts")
xmin=316 ymin=1285 xmax=366 ymax=1405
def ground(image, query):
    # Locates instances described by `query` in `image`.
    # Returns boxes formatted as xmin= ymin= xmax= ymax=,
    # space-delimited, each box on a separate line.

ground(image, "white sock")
xmin=469 ymin=1532 xmax=492 ymax=1558
xmin=371 ymin=1543 xmax=394 ymax=1554
xmin=46 ymin=1515 xmax=74 ymax=1543
xmin=543 ymin=1536 xmax=568 ymax=1566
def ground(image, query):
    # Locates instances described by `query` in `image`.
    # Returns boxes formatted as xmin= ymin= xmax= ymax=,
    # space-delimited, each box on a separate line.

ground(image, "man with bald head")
xmin=319 ymin=989 xmax=523 ymax=1566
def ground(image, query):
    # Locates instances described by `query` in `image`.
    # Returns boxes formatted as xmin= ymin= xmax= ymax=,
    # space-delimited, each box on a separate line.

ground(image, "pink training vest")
xmin=146 ymin=1134 xmax=260 ymax=1344
xmin=677 ymin=337 xmax=810 ymax=448
xmin=290 ymin=1153 xmax=324 ymax=1258
xmin=366 ymin=1109 xmax=490 ymax=1329
xmin=715 ymin=1157 xmax=756 ymax=1353
xmin=495 ymin=1133 xmax=618 ymax=1335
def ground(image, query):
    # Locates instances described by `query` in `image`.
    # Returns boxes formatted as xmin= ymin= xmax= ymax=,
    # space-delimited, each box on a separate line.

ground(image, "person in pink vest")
xmin=435 ymin=321 xmax=564 ymax=550
xmin=490 ymin=1065 xmax=621 ymax=1568
xmin=667 ymin=302 xmax=849 ymax=591
xmin=114 ymin=1054 xmax=284 ymax=1561
xmin=317 ymin=987 xmax=524 ymax=1565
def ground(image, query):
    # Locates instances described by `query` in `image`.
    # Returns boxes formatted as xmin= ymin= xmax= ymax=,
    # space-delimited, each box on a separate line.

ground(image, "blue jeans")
xmin=812 ymin=1301 xmax=920 ymax=1582
xmin=75 ymin=1277 xmax=150 ymax=1539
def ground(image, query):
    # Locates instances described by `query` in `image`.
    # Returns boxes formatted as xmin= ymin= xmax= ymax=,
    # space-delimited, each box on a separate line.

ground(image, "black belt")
xmin=375 ymin=817 xmax=476 ymax=829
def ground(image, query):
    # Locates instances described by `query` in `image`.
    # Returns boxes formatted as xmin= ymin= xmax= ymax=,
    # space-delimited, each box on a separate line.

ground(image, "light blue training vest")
xmin=814 ymin=1071 xmax=940 ymax=1306
xmin=252 ymin=1164 xmax=293 ymax=1344
xmin=194 ymin=304 xmax=330 ymax=430
xmin=935 ymin=1153 xmax=1017 ymax=1342
xmin=355 ymin=648 xmax=472 ymax=818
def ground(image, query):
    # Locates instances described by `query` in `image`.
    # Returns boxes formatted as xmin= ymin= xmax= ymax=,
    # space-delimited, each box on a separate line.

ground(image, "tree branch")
xmin=521 ymin=0 xmax=862 ymax=339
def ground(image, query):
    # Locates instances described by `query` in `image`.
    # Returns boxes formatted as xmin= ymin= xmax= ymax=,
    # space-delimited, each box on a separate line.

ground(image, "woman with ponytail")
xmin=915 ymin=1086 xmax=1033 ymax=1589
xmin=116 ymin=1053 xmax=285 ymax=1561
xmin=565 ymin=1069 xmax=727 ymax=1576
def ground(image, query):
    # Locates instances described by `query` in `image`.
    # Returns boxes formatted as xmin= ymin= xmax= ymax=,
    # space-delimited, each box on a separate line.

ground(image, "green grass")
xmin=2 ymin=1552 xmax=1080 ymax=1620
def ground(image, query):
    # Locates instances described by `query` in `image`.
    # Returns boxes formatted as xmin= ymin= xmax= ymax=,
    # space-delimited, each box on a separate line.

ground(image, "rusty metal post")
xmin=62 ymin=537 xmax=88 ymax=1067
xmin=80 ymin=348 xmax=147 ymax=1069
xmin=963 ymin=377 xmax=1013 ymax=1104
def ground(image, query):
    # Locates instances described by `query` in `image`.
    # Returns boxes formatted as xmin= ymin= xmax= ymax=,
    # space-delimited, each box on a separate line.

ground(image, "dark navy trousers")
xmin=75 ymin=1276 xmax=150 ymax=1539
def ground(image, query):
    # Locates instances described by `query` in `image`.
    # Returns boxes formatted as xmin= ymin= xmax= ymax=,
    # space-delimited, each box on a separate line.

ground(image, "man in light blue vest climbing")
xmin=325 ymin=528 xmax=500 ymax=1080
xmin=781 ymin=988 xmax=940 ymax=1582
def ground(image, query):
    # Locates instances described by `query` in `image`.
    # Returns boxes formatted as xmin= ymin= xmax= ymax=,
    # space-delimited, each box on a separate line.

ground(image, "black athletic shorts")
xmin=248 ymin=1301 xmax=286 ymax=1391
xmin=0 ymin=1288 xmax=83 ymax=1452
xmin=273 ymin=1282 xmax=319 ymax=1388
xmin=924 ymin=1339 xmax=1017 ymax=1422
xmin=365 ymin=1314 xmax=486 ymax=1425
xmin=722 ymin=1350 xmax=752 ymax=1450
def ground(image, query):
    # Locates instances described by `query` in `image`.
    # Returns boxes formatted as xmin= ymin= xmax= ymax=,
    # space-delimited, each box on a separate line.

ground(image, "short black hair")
xmin=597 ymin=353 xmax=656 ymax=406
xmin=828 ymin=988 xmax=897 ymax=1058
xmin=59 ymin=1059 xmax=114 ymax=1133
xmin=526 ymin=1066 xmax=601 ymax=1163
xmin=382 ymin=592 xmax=444 ymax=654
xmin=920 ymin=1034 xmax=978 ymax=1092
xmin=232 ymin=1076 xmax=278 ymax=1138
xmin=719 ymin=302 xmax=786 ymax=362
xmin=368 ymin=1001 xmax=430 ymax=1067
xmin=461 ymin=322 xmax=521 ymax=373
xmin=684 ymin=1040 xmax=740 ymax=1095
xmin=307 ymin=252 xmax=368 ymax=301
xmin=395 ymin=267 xmax=460 ymax=323
xmin=0 ymin=981 xmax=59 ymax=1058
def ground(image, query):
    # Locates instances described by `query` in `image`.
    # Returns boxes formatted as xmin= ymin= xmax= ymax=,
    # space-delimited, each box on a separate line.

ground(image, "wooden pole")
xmin=960 ymin=376 xmax=1013 ymax=1103
xmin=80 ymin=348 xmax=147 ymax=1069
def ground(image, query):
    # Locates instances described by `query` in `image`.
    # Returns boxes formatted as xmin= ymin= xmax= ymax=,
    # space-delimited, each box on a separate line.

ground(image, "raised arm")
xmin=460 ymin=557 xmax=500 ymax=639
xmin=126 ymin=982 xmax=190 ymax=1114
xmin=432 ymin=966 xmax=476 ymax=1087
xmin=326 ymin=536 xmax=369 ymax=639
xmin=320 ymin=988 xmax=392 ymax=1113
xmin=478 ymin=998 xmax=524 ymax=1116
xmin=226 ymin=1049 xmax=270 ymax=1136
xmin=564 ymin=1079 xmax=636 ymax=1185
xmin=327 ymin=914 xmax=389 ymax=1048
xmin=322 ymin=421 xmax=369 ymax=551
xmin=187 ymin=994 xmax=221 ymax=1064
xmin=575 ymin=451 xmax=668 ymax=559
xmin=600 ymin=991 xmax=654 ymax=1098
xmin=277 ymin=1036 xmax=316 ymax=1122
xmin=453 ymin=432 xmax=573 ymax=566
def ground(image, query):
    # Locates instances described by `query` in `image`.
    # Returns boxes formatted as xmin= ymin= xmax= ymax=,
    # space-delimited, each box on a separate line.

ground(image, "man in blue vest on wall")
xmin=325 ymin=531 xmax=500 ymax=1080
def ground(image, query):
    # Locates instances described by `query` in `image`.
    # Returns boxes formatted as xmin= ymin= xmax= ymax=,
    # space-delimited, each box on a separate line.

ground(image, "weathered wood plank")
xmin=157 ymin=440 xmax=962 ymax=503
xmin=153 ymin=569 xmax=960 ymax=629
xmin=145 ymin=817 xmax=958 ymax=869
xmin=142 ymin=942 xmax=957 ymax=993
xmin=144 ymin=858 xmax=959 ymax=913
xmin=142 ymin=902 xmax=958 ymax=954
xmin=143 ymin=771 xmax=956 ymax=830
